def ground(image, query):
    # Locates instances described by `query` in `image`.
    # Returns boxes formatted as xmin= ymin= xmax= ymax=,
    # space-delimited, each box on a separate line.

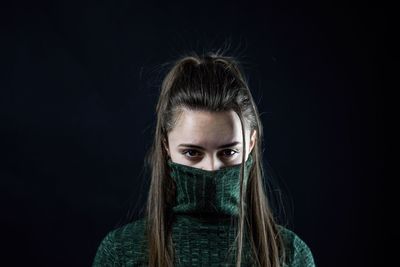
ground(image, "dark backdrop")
xmin=0 ymin=1 xmax=385 ymax=266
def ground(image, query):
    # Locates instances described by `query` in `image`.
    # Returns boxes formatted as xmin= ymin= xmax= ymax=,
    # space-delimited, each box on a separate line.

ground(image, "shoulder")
xmin=92 ymin=217 xmax=148 ymax=267
xmin=277 ymin=225 xmax=316 ymax=267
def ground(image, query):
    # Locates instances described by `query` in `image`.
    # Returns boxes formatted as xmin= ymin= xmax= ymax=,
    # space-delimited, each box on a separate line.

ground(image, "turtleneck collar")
xmin=167 ymin=154 xmax=254 ymax=218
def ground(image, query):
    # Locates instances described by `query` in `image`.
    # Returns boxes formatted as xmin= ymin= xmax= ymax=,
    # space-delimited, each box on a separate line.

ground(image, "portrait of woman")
xmin=91 ymin=51 xmax=316 ymax=267
xmin=1 ymin=0 xmax=384 ymax=265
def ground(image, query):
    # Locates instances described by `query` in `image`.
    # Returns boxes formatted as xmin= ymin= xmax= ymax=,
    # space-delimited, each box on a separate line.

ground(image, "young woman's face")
xmin=164 ymin=108 xmax=257 ymax=170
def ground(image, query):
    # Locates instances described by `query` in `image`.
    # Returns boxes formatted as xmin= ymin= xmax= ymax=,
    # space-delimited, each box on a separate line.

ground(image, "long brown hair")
xmin=144 ymin=49 xmax=287 ymax=267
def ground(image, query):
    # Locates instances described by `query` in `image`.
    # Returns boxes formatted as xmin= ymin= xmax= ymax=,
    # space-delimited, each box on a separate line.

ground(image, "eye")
xmin=220 ymin=149 xmax=239 ymax=158
xmin=182 ymin=149 xmax=202 ymax=159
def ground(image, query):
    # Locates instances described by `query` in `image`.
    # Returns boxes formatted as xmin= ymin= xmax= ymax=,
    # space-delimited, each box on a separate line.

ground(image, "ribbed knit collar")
xmin=167 ymin=154 xmax=254 ymax=218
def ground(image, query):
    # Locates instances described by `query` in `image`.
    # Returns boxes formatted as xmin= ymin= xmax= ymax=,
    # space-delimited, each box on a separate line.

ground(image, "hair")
xmin=143 ymin=49 xmax=287 ymax=267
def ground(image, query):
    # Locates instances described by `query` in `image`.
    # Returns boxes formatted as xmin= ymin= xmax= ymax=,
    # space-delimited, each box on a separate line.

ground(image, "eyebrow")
xmin=178 ymin=141 xmax=241 ymax=149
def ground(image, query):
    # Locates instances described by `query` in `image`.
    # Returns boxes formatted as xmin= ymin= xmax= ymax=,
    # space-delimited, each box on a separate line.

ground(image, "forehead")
xmin=168 ymin=108 xmax=244 ymax=147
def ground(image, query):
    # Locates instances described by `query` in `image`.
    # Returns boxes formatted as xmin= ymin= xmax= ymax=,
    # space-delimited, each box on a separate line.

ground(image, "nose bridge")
xmin=205 ymin=154 xmax=222 ymax=171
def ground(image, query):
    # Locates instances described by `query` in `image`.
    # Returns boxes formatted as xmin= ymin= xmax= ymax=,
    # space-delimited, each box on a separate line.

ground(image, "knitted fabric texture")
xmin=168 ymin=153 xmax=253 ymax=217
xmin=92 ymin=154 xmax=316 ymax=266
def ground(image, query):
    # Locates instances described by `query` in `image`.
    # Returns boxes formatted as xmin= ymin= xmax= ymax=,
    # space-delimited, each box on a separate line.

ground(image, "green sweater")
xmin=92 ymin=216 xmax=315 ymax=266
xmin=92 ymin=156 xmax=316 ymax=266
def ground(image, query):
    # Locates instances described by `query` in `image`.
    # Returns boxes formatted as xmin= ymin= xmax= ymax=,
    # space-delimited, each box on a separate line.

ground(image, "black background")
xmin=1 ymin=1 xmax=385 ymax=266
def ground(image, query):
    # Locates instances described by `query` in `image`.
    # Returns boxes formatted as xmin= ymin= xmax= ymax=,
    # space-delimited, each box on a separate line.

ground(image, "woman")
xmin=92 ymin=51 xmax=316 ymax=267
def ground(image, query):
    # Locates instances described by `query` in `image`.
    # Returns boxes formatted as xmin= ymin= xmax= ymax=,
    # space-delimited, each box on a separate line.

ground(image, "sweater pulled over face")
xmin=92 ymin=154 xmax=316 ymax=266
